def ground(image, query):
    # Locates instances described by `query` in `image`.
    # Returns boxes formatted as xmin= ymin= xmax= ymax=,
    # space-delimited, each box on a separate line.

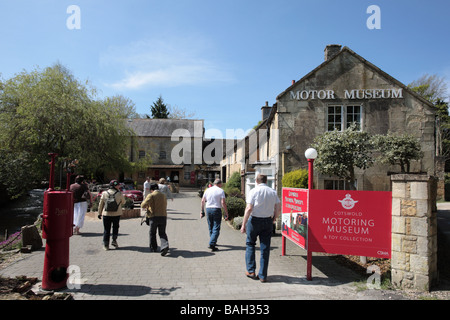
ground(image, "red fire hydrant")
xmin=41 ymin=153 xmax=74 ymax=290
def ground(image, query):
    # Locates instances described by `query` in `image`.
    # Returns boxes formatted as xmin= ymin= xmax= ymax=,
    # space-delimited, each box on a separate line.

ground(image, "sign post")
xmin=304 ymin=148 xmax=317 ymax=281
xmin=280 ymin=147 xmax=392 ymax=281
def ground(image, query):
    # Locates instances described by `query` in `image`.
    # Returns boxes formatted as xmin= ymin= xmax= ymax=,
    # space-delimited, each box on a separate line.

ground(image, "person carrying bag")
xmin=97 ymin=180 xmax=126 ymax=250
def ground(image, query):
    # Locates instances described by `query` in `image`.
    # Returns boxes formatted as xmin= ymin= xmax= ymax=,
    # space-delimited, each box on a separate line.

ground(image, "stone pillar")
xmin=391 ymin=174 xmax=438 ymax=291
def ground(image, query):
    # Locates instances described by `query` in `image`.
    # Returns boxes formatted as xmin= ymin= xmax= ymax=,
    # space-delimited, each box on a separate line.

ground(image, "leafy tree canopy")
xmin=0 ymin=63 xmax=139 ymax=199
xmin=312 ymin=124 xmax=374 ymax=190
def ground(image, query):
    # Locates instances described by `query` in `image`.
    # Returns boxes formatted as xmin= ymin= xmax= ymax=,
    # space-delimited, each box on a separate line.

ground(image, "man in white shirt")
xmin=241 ymin=174 xmax=281 ymax=282
xmin=201 ymin=179 xmax=229 ymax=251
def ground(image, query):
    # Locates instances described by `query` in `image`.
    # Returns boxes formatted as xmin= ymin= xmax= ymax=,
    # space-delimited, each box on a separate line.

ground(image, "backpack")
xmin=104 ymin=190 xmax=119 ymax=212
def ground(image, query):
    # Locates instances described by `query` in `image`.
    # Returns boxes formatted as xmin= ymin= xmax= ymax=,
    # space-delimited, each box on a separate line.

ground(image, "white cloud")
xmin=100 ymin=35 xmax=235 ymax=90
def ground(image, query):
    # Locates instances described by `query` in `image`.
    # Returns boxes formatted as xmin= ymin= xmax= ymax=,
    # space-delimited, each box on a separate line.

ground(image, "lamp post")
xmin=304 ymin=148 xmax=317 ymax=281
xmin=305 ymin=148 xmax=317 ymax=189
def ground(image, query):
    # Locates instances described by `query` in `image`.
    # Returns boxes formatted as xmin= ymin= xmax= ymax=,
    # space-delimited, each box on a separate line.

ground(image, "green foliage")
xmin=232 ymin=216 xmax=244 ymax=230
xmin=312 ymin=124 xmax=425 ymax=187
xmin=0 ymin=63 xmax=137 ymax=199
xmin=123 ymin=197 xmax=135 ymax=209
xmin=225 ymin=171 xmax=241 ymax=191
xmin=225 ymin=187 xmax=242 ymax=198
xmin=150 ymin=95 xmax=170 ymax=119
xmin=312 ymin=124 xmax=373 ymax=190
xmin=372 ymin=133 xmax=424 ymax=173
xmin=223 ymin=196 xmax=246 ymax=220
xmin=282 ymin=169 xmax=308 ymax=188
xmin=90 ymin=195 xmax=134 ymax=211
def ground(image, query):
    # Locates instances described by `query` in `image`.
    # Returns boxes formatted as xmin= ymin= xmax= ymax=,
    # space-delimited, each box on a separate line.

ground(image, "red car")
xmin=122 ymin=187 xmax=143 ymax=202
xmin=93 ymin=183 xmax=143 ymax=203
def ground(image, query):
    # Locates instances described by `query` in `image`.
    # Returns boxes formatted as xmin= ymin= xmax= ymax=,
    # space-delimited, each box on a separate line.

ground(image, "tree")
xmin=0 ymin=64 xmax=137 ymax=199
xmin=168 ymin=105 xmax=196 ymax=119
xmin=408 ymin=74 xmax=448 ymax=105
xmin=409 ymin=74 xmax=450 ymax=159
xmin=312 ymin=124 xmax=373 ymax=190
xmin=372 ymin=133 xmax=424 ymax=173
xmin=150 ymin=95 xmax=170 ymax=119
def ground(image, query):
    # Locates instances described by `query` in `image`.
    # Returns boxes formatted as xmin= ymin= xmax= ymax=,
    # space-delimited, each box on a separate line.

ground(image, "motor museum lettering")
xmin=289 ymin=88 xmax=403 ymax=100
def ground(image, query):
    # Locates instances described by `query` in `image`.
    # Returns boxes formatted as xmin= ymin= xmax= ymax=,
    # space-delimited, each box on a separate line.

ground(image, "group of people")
xmin=71 ymin=173 xmax=281 ymax=282
xmin=201 ymin=175 xmax=281 ymax=282
xmin=96 ymin=177 xmax=173 ymax=254
xmin=70 ymin=176 xmax=173 ymax=255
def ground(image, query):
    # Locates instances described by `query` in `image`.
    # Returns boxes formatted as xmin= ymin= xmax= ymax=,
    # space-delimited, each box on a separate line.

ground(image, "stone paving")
xmin=0 ymin=189 xmax=409 ymax=300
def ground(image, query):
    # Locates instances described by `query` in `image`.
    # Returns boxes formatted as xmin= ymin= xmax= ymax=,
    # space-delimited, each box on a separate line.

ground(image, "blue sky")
xmin=1 ymin=0 xmax=449 ymax=138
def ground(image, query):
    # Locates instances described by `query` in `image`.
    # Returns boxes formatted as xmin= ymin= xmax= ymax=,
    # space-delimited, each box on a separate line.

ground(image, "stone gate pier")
xmin=391 ymin=174 xmax=438 ymax=291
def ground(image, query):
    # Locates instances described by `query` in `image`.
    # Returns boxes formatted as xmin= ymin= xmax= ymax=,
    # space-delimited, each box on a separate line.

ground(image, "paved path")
xmin=1 ymin=189 xmax=405 ymax=300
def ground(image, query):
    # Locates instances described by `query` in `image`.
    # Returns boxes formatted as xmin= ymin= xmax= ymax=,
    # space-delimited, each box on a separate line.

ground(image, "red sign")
xmin=308 ymin=190 xmax=391 ymax=258
xmin=281 ymin=188 xmax=308 ymax=249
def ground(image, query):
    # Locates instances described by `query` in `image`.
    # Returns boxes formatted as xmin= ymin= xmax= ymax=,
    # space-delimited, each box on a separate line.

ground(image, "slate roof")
xmin=127 ymin=118 xmax=204 ymax=138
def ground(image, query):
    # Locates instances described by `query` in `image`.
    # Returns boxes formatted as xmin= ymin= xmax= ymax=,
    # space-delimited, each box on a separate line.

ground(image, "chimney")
xmin=324 ymin=44 xmax=342 ymax=61
xmin=261 ymin=101 xmax=272 ymax=121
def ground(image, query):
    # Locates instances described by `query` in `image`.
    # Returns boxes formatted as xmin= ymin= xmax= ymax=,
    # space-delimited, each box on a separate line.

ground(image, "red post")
xmin=42 ymin=153 xmax=74 ymax=291
xmin=282 ymin=235 xmax=286 ymax=256
xmin=48 ymin=153 xmax=58 ymax=191
xmin=306 ymin=158 xmax=314 ymax=281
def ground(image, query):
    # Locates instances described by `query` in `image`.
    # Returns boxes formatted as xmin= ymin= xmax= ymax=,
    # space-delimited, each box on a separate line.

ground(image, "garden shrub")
xmin=282 ymin=168 xmax=308 ymax=188
xmin=232 ymin=216 xmax=244 ymax=230
xmin=223 ymin=196 xmax=246 ymax=220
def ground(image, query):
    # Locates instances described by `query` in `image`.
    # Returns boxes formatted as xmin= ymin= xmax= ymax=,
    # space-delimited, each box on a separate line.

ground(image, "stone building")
xmin=125 ymin=118 xmax=205 ymax=188
xmin=225 ymin=45 xmax=437 ymax=196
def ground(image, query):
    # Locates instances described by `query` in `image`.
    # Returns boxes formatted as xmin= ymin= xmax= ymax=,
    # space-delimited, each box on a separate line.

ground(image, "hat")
xmin=110 ymin=180 xmax=119 ymax=187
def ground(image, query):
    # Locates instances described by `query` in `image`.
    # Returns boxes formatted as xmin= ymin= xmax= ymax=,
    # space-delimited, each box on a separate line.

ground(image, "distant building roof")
xmin=127 ymin=118 xmax=204 ymax=138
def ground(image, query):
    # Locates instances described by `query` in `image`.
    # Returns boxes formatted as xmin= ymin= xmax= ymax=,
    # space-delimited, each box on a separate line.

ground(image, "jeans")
xmin=149 ymin=216 xmax=169 ymax=251
xmin=245 ymin=216 xmax=273 ymax=280
xmin=206 ymin=208 xmax=222 ymax=246
xmin=103 ymin=215 xmax=120 ymax=246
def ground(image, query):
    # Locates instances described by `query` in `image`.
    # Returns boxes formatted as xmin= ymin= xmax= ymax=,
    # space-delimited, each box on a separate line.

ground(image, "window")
xmin=346 ymin=105 xmax=361 ymax=130
xmin=159 ymin=151 xmax=166 ymax=160
xmin=328 ymin=106 xmax=342 ymax=131
xmin=138 ymin=150 xmax=146 ymax=159
xmin=327 ymin=105 xmax=362 ymax=131
xmin=324 ymin=179 xmax=357 ymax=190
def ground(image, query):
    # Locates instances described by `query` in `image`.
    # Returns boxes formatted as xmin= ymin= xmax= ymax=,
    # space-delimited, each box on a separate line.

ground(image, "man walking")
xmin=201 ymin=179 xmax=228 ymax=252
xmin=241 ymin=174 xmax=281 ymax=282
xmin=97 ymin=180 xmax=126 ymax=250
xmin=141 ymin=183 xmax=170 ymax=256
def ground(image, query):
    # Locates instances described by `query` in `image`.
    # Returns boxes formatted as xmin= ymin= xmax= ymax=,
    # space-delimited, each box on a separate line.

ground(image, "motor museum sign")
xmin=289 ymin=88 xmax=403 ymax=100
xmin=282 ymin=188 xmax=392 ymax=259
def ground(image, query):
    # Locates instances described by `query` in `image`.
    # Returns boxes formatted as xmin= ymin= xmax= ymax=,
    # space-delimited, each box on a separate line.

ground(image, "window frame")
xmin=327 ymin=104 xmax=363 ymax=132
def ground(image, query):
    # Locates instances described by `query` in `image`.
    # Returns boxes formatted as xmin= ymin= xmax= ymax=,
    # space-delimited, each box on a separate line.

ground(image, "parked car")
xmin=92 ymin=182 xmax=143 ymax=203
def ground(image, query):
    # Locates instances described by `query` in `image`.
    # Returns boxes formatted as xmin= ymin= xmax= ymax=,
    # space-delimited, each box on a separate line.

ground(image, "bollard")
xmin=41 ymin=153 xmax=74 ymax=290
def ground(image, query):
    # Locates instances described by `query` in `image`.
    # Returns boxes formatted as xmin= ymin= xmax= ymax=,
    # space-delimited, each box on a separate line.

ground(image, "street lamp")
xmin=304 ymin=147 xmax=317 ymax=281
xmin=305 ymin=148 xmax=317 ymax=189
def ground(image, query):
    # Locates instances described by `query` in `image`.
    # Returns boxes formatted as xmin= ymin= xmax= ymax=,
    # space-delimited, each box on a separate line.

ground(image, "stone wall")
xmin=391 ymin=174 xmax=438 ymax=291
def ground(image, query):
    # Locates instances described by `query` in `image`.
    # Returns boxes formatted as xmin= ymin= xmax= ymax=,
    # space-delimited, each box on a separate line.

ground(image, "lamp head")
xmin=305 ymin=148 xmax=318 ymax=160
